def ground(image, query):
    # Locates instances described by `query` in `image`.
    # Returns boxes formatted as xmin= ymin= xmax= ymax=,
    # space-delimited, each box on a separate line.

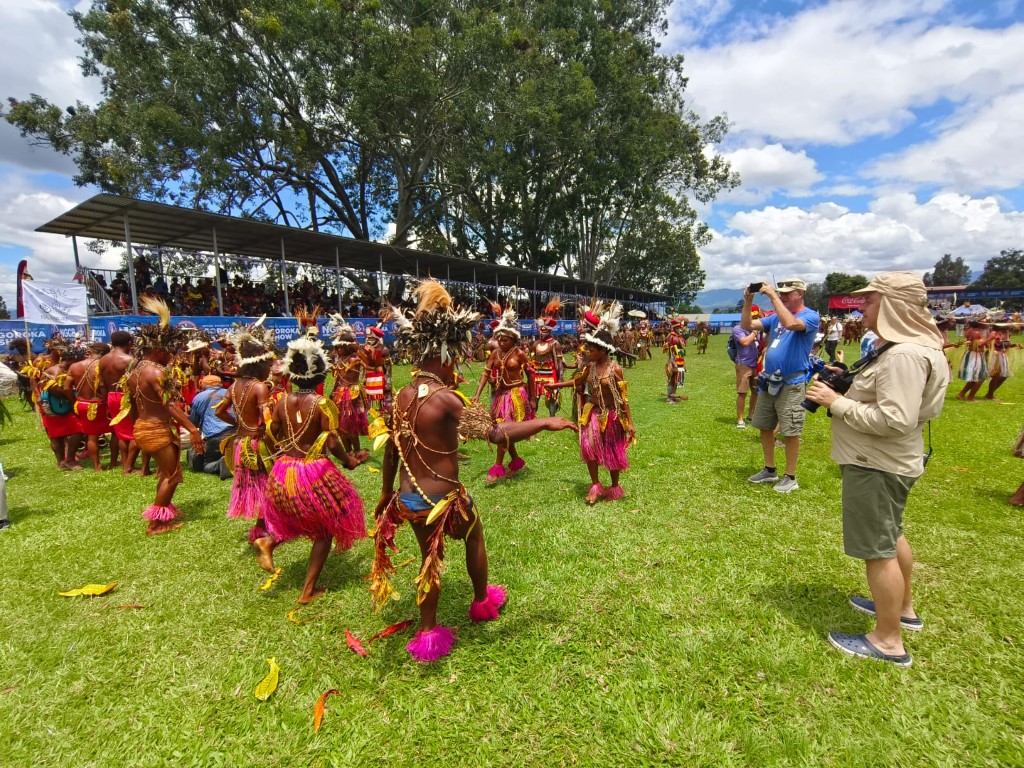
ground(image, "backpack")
xmin=727 ymin=333 xmax=739 ymax=363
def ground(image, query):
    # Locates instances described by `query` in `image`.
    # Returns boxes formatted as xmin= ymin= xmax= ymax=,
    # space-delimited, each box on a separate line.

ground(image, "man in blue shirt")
xmin=188 ymin=374 xmax=234 ymax=476
xmin=741 ymin=277 xmax=820 ymax=493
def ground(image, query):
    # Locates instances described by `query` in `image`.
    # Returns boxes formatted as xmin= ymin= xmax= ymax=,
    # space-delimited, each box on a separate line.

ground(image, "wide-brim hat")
xmin=853 ymin=271 xmax=944 ymax=349
xmin=776 ymin=277 xmax=807 ymax=293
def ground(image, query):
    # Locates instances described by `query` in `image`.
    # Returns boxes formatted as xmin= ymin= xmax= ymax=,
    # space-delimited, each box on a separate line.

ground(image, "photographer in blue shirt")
xmin=741 ymin=277 xmax=820 ymax=493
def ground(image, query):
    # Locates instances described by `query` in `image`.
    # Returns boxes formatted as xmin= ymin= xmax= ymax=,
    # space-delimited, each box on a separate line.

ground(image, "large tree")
xmin=3 ymin=0 xmax=732 ymax=297
xmin=824 ymin=272 xmax=869 ymax=296
xmin=924 ymin=254 xmax=971 ymax=286
xmin=970 ymin=249 xmax=1024 ymax=290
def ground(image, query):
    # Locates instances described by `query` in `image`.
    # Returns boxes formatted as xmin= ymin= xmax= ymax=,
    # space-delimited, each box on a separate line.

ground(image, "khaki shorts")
xmin=751 ymin=381 xmax=806 ymax=437
xmin=841 ymin=464 xmax=917 ymax=560
xmin=735 ymin=363 xmax=756 ymax=394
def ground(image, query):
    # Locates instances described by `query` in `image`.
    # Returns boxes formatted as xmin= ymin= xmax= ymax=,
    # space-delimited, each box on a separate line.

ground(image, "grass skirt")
xmin=226 ymin=438 xmax=271 ymax=520
xmin=958 ymin=350 xmax=988 ymax=382
xmin=580 ymin=411 xmax=629 ymax=471
xmin=989 ymin=351 xmax=1011 ymax=379
xmin=492 ymin=385 xmax=534 ymax=423
xmin=266 ymin=456 xmax=366 ymax=549
xmin=336 ymin=387 xmax=369 ymax=435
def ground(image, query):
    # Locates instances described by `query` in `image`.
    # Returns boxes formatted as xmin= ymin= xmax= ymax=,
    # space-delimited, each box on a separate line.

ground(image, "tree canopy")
xmin=3 ymin=0 xmax=736 ymax=300
xmin=824 ymin=272 xmax=869 ymax=296
xmin=924 ymin=254 xmax=971 ymax=287
xmin=970 ymin=249 xmax=1024 ymax=290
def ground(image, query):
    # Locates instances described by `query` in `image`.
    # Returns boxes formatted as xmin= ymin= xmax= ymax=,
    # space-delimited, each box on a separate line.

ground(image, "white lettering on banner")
xmin=21 ymin=281 xmax=89 ymax=324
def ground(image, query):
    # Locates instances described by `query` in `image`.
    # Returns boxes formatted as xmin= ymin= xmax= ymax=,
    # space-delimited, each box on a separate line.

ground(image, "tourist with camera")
xmin=742 ymin=277 xmax=820 ymax=493
xmin=805 ymin=272 xmax=949 ymax=667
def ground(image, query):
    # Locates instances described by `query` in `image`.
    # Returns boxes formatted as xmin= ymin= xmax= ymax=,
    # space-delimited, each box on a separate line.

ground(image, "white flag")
xmin=21 ymin=281 xmax=89 ymax=324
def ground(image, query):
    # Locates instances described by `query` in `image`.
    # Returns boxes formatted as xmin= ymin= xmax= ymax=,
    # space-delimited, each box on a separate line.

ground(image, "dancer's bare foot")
xmin=297 ymin=586 xmax=327 ymax=604
xmin=146 ymin=520 xmax=185 ymax=536
xmin=253 ymin=536 xmax=276 ymax=574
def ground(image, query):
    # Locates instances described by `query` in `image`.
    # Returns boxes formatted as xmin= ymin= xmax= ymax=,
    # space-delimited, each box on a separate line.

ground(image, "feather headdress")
xmin=295 ymin=305 xmax=321 ymax=338
xmin=43 ymin=331 xmax=69 ymax=352
xmin=385 ymin=279 xmax=480 ymax=365
xmin=537 ymin=295 xmax=561 ymax=330
xmin=280 ymin=335 xmax=330 ymax=382
xmin=493 ymin=306 xmax=521 ymax=339
xmin=582 ymin=302 xmax=622 ymax=353
xmin=328 ymin=313 xmax=356 ymax=347
xmin=135 ymin=296 xmax=184 ymax=352
xmin=578 ymin=299 xmax=607 ymax=331
xmin=229 ymin=315 xmax=277 ymax=368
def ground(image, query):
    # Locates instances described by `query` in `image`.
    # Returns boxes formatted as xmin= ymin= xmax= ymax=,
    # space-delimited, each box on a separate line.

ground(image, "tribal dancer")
xmin=99 ymin=331 xmax=138 ymax=473
xmin=330 ymin=316 xmax=371 ymax=461
xmin=70 ymin=342 xmax=111 ymax=471
xmin=982 ymin=325 xmax=1019 ymax=401
xmin=473 ymin=306 xmax=534 ymax=482
xmin=40 ymin=336 xmax=84 ymax=471
xmin=370 ymin=279 xmax=576 ymax=661
xmin=215 ymin=317 xmax=277 ymax=555
xmin=663 ymin=317 xmax=689 ymax=402
xmin=955 ymin=321 xmax=995 ymax=401
xmin=362 ymin=323 xmax=393 ymax=417
xmin=548 ymin=304 xmax=636 ymax=504
xmin=531 ymin=297 xmax=564 ymax=417
xmin=637 ymin=318 xmax=653 ymax=361
xmin=264 ymin=332 xmax=367 ymax=603
xmin=115 ymin=297 xmax=205 ymax=535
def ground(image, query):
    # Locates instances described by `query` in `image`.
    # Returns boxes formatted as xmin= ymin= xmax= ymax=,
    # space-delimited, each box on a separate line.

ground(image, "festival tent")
xmin=952 ymin=304 xmax=988 ymax=316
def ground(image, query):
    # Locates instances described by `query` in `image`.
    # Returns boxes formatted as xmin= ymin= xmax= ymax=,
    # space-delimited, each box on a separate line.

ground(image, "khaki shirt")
xmin=829 ymin=343 xmax=949 ymax=478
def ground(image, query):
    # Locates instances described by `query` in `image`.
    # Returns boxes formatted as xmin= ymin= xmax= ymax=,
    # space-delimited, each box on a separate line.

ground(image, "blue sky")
xmin=2 ymin=0 xmax=1023 ymax=311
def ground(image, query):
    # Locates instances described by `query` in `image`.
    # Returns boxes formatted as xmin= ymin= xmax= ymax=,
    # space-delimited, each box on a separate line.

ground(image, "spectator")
xmin=732 ymin=305 xmax=763 ymax=429
xmin=187 ymin=375 xmax=234 ymax=477
xmin=805 ymin=272 xmax=949 ymax=667
xmin=742 ymin=277 xmax=820 ymax=494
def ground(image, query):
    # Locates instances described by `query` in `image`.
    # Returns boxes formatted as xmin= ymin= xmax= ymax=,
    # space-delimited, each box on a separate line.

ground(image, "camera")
xmin=747 ymin=282 xmax=764 ymax=294
xmin=801 ymin=356 xmax=853 ymax=413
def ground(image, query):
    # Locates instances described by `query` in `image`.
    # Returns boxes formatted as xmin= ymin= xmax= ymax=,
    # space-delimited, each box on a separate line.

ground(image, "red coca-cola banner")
xmin=829 ymin=294 xmax=866 ymax=310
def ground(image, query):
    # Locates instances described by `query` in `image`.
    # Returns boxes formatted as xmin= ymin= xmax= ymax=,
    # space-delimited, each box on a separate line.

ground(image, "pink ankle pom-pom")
xmin=487 ymin=464 xmax=506 ymax=480
xmin=248 ymin=523 xmax=269 ymax=544
xmin=469 ymin=584 xmax=508 ymax=623
xmin=602 ymin=485 xmax=625 ymax=501
xmin=406 ymin=625 xmax=457 ymax=662
xmin=586 ymin=483 xmax=604 ymax=504
xmin=508 ymin=457 xmax=526 ymax=474
xmin=142 ymin=503 xmax=179 ymax=522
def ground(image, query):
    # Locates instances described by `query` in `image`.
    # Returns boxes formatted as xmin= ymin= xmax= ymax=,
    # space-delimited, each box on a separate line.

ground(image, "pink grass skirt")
xmin=337 ymin=388 xmax=369 ymax=436
xmin=491 ymin=385 xmax=534 ymax=423
xmin=266 ymin=456 xmax=366 ymax=549
xmin=226 ymin=438 xmax=271 ymax=520
xmin=580 ymin=411 xmax=630 ymax=471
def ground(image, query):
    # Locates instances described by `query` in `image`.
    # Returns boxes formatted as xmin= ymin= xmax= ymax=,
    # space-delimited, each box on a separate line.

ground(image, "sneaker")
xmin=748 ymin=468 xmax=779 ymax=484
xmin=773 ymin=476 xmax=799 ymax=493
xmin=848 ymin=595 xmax=924 ymax=631
xmin=736 ymin=419 xmax=746 ymax=429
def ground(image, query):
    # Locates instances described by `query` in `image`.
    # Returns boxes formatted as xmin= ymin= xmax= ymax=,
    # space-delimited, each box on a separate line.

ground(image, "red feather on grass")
xmin=345 ymin=628 xmax=368 ymax=656
xmin=368 ymin=619 xmax=415 ymax=644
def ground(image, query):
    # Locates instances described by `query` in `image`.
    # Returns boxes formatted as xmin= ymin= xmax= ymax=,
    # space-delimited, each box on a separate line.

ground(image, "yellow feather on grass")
xmin=59 ymin=582 xmax=117 ymax=597
xmin=254 ymin=657 xmax=280 ymax=701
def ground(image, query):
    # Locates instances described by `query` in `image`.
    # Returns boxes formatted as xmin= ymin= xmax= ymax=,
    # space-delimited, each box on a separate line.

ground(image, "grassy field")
xmin=1 ymin=336 xmax=1022 ymax=767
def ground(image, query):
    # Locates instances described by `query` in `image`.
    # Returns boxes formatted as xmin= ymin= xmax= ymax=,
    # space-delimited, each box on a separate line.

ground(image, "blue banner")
xmin=0 ymin=321 xmax=87 ymax=353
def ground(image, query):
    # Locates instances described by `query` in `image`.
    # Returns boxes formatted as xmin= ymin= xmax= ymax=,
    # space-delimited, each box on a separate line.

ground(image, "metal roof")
xmin=36 ymin=194 xmax=672 ymax=304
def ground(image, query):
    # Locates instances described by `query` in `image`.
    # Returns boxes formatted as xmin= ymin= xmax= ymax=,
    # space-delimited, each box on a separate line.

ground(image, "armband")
xmin=318 ymin=396 xmax=340 ymax=432
xmin=616 ymin=379 xmax=629 ymax=403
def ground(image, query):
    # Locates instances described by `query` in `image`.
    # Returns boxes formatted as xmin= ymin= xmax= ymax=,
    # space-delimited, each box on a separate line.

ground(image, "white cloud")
xmin=866 ymin=88 xmax=1024 ymax=190
xmin=699 ymin=191 xmax=1024 ymax=289
xmin=717 ymin=143 xmax=824 ymax=203
xmin=672 ymin=0 xmax=1024 ymax=146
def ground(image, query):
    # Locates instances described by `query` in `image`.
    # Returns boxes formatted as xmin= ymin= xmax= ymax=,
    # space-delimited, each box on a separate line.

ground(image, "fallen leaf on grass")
xmin=345 ymin=629 xmax=368 ymax=656
xmin=260 ymin=567 xmax=283 ymax=592
xmin=59 ymin=582 xmax=117 ymax=597
xmin=287 ymin=608 xmax=303 ymax=625
xmin=254 ymin=657 xmax=280 ymax=701
xmin=367 ymin=619 xmax=414 ymax=644
xmin=366 ymin=466 xmax=381 ymax=474
xmin=396 ymin=557 xmax=416 ymax=569
xmin=0 ymin=686 xmax=19 ymax=695
xmin=313 ymin=689 xmax=341 ymax=733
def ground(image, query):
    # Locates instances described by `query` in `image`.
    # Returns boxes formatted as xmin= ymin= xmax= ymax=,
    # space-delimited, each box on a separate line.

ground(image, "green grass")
xmin=1 ymin=337 xmax=1023 ymax=767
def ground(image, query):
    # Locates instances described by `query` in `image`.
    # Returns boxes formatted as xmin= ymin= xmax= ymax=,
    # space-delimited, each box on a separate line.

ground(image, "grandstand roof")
xmin=37 ymin=194 xmax=672 ymax=304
